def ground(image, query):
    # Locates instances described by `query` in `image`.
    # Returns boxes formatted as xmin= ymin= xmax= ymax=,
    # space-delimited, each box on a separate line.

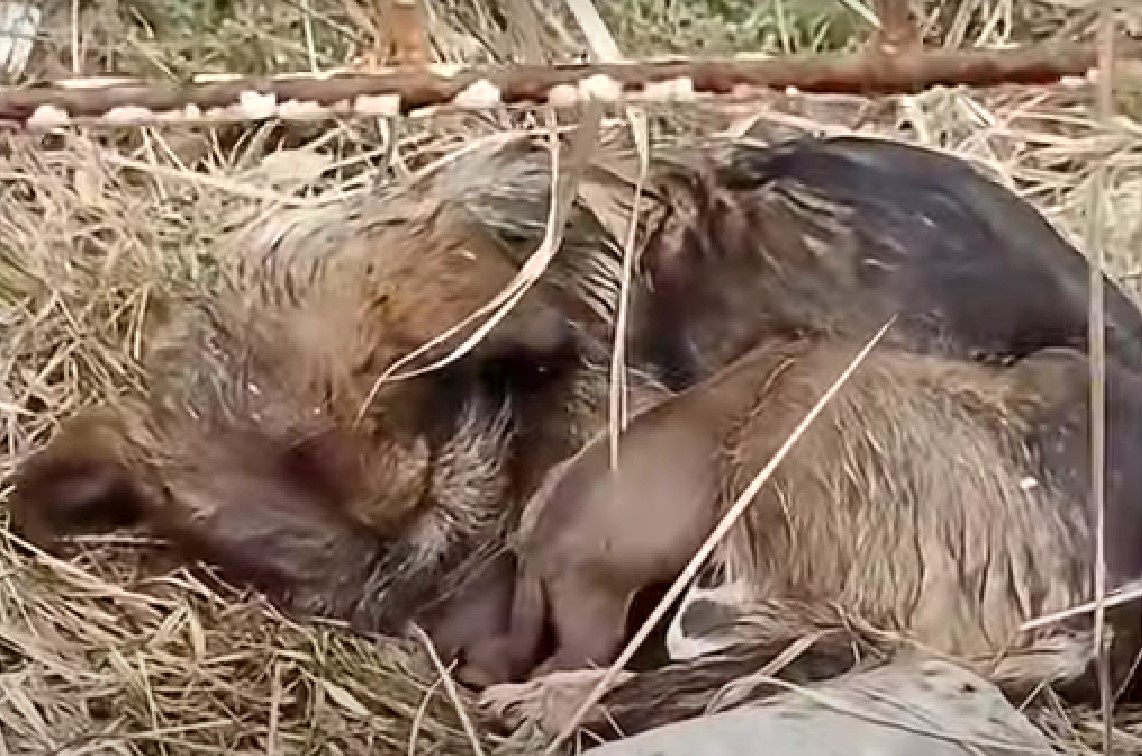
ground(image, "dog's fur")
xmin=629 ymin=136 xmax=1142 ymax=388
xmin=7 ymin=202 xmax=668 ymax=649
xmin=458 ymin=337 xmax=1142 ymax=704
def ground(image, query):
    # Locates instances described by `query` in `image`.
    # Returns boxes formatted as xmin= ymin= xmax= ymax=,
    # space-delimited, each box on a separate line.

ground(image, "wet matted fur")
xmin=460 ymin=337 xmax=1142 ymax=720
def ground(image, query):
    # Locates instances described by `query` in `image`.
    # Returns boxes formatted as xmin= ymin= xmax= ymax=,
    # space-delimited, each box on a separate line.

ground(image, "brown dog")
xmin=458 ymin=336 xmax=1142 ymax=697
xmin=7 ymin=201 xmax=669 ymax=644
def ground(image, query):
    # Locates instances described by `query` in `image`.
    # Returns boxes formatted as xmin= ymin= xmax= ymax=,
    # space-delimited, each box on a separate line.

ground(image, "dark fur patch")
xmin=629 ymin=135 xmax=1142 ymax=388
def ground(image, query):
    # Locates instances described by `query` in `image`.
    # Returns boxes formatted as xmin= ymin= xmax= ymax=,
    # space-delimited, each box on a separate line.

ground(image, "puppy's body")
xmin=463 ymin=337 xmax=1139 ymax=696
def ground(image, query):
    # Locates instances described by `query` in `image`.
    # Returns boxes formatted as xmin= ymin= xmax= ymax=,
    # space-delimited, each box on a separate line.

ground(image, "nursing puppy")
xmin=457 ymin=336 xmax=1142 ymax=700
xmin=586 ymin=345 xmax=1142 ymax=739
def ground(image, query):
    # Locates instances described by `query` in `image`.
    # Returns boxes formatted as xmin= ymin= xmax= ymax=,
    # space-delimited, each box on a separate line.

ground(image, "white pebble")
xmin=644 ymin=77 xmax=696 ymax=102
xmin=579 ymin=73 xmax=623 ymax=103
xmin=238 ymin=90 xmax=278 ymax=120
xmin=429 ymin=62 xmax=464 ymax=79
xmin=278 ymin=99 xmax=329 ymax=121
xmin=453 ymin=79 xmax=502 ymax=109
xmin=102 ymin=105 xmax=154 ymax=124
xmin=547 ymin=83 xmax=580 ymax=108
xmin=27 ymin=104 xmax=70 ymax=127
xmin=353 ymin=93 xmax=401 ymax=117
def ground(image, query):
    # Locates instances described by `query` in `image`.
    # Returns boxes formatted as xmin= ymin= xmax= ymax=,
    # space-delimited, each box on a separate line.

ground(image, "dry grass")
xmin=3 ymin=0 xmax=1142 ymax=754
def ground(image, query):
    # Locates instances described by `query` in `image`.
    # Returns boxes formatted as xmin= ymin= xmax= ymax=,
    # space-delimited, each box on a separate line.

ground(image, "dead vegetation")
xmin=3 ymin=0 xmax=1142 ymax=754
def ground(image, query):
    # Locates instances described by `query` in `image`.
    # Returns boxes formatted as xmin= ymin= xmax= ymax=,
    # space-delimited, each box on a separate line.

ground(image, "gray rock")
xmin=587 ymin=658 xmax=1057 ymax=756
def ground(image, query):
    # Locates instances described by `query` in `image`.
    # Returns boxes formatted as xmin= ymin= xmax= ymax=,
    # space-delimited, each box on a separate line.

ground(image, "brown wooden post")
xmin=867 ymin=0 xmax=923 ymax=55
xmin=343 ymin=0 xmax=430 ymax=69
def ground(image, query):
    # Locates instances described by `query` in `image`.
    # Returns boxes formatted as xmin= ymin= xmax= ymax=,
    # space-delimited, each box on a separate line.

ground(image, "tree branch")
xmin=2 ymin=39 xmax=1138 ymax=131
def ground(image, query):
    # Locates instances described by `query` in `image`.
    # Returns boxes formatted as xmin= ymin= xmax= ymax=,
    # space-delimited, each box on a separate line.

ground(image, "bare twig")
xmin=3 ymin=40 xmax=1140 ymax=131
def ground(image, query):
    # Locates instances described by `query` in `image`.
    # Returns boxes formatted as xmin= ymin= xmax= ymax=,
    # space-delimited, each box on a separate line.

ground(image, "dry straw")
xmin=3 ymin=1 xmax=1142 ymax=754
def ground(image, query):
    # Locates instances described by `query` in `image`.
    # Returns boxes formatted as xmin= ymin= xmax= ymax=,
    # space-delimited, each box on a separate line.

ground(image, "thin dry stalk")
xmin=408 ymin=623 xmax=486 ymax=756
xmin=1089 ymin=5 xmax=1116 ymax=755
xmin=354 ymin=98 xmax=604 ymax=423
xmin=1022 ymin=577 xmax=1142 ymax=632
xmin=559 ymin=0 xmax=650 ymax=471
xmin=407 ymin=674 xmax=445 ymax=756
xmin=543 ymin=316 xmax=898 ymax=756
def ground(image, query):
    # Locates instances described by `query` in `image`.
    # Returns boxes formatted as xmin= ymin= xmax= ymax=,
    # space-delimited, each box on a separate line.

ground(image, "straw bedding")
xmin=2 ymin=1 xmax=1142 ymax=753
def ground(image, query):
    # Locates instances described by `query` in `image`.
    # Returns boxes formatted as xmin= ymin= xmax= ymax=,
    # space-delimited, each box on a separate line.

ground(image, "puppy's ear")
xmin=7 ymin=410 xmax=148 ymax=550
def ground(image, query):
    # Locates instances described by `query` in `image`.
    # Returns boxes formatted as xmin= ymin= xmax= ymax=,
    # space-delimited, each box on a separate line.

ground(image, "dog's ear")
xmin=7 ymin=410 xmax=149 ymax=550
